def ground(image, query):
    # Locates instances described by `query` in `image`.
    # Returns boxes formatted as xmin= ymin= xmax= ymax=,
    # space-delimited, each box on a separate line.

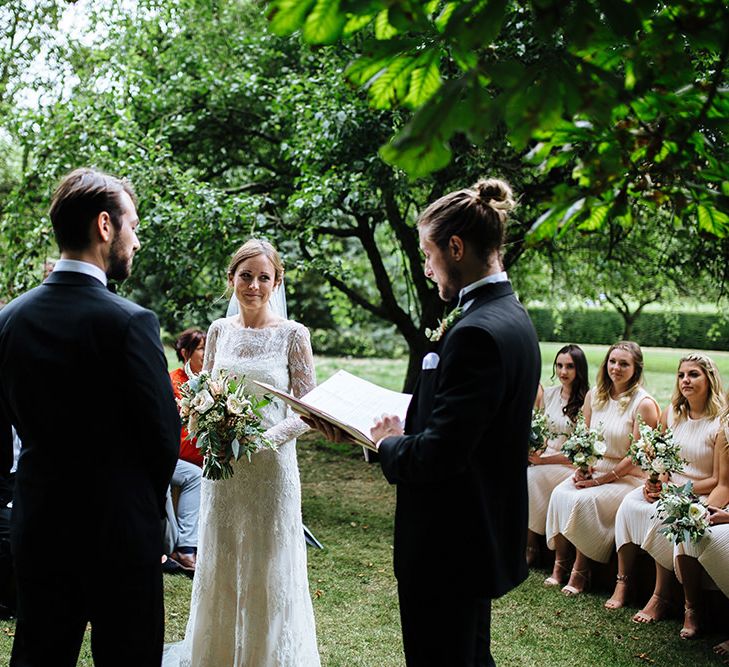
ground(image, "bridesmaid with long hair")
xmin=607 ymin=353 xmax=724 ymax=622
xmin=526 ymin=345 xmax=589 ymax=583
xmin=674 ymin=401 xmax=729 ymax=645
xmin=546 ymin=341 xmax=659 ymax=596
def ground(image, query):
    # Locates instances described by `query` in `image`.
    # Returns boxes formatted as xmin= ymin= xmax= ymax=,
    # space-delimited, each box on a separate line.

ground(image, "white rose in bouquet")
xmin=689 ymin=503 xmax=708 ymax=521
xmin=574 ymin=452 xmax=586 ymax=465
xmin=191 ymin=389 xmax=215 ymax=413
xmin=594 ymin=440 xmax=607 ymax=456
xmin=226 ymin=394 xmax=247 ymax=416
xmin=651 ymin=459 xmax=667 ymax=474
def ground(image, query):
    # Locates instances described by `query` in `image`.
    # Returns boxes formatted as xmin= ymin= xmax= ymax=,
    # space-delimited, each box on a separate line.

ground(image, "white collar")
xmin=53 ymin=259 xmax=108 ymax=287
xmin=458 ymin=271 xmax=508 ymax=310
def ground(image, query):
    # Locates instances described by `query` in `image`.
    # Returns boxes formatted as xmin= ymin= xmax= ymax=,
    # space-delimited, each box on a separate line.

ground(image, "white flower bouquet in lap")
xmin=655 ymin=481 xmax=710 ymax=544
xmin=628 ymin=417 xmax=685 ymax=483
xmin=529 ymin=408 xmax=554 ymax=455
xmin=178 ymin=369 xmax=274 ymax=480
xmin=560 ymin=413 xmax=606 ymax=476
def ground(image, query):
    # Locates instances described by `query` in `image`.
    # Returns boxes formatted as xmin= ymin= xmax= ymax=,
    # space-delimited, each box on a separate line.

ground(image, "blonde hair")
xmin=671 ymin=353 xmax=725 ymax=422
xmin=227 ymin=239 xmax=284 ymax=284
xmin=594 ymin=341 xmax=644 ymax=408
xmin=418 ymin=178 xmax=516 ymax=261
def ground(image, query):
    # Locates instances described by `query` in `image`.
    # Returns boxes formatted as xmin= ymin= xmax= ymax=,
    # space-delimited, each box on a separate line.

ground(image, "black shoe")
xmin=162 ymin=556 xmax=184 ymax=575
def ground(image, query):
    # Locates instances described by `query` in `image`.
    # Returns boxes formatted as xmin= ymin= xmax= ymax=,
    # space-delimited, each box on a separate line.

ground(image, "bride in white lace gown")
xmin=166 ymin=239 xmax=320 ymax=667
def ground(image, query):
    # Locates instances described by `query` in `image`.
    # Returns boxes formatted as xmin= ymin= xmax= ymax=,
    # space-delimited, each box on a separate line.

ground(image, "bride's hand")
xmin=301 ymin=415 xmax=355 ymax=444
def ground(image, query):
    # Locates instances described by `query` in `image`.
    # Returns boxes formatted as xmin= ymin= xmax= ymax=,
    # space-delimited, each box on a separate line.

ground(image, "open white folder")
xmin=254 ymin=370 xmax=411 ymax=451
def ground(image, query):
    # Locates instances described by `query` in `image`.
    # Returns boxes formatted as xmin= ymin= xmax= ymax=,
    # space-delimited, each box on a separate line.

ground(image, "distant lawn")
xmin=313 ymin=342 xmax=729 ymax=409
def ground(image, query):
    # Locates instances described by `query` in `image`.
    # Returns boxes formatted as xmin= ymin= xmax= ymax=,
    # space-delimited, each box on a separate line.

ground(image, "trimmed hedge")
xmin=527 ymin=307 xmax=729 ymax=351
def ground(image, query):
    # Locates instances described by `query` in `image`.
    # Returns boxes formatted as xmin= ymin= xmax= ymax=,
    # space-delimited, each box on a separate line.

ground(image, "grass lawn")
xmin=3 ymin=343 xmax=728 ymax=665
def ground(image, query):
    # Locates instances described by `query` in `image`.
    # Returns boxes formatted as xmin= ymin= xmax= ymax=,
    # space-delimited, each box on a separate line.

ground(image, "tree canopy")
xmin=267 ymin=0 xmax=729 ymax=242
xmin=0 ymin=0 xmax=727 ymax=390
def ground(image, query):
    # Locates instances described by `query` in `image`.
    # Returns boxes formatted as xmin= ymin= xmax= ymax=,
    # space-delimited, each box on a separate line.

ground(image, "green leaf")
xmin=578 ymin=203 xmax=610 ymax=231
xmin=435 ymin=2 xmax=457 ymax=32
xmin=556 ymin=198 xmax=587 ymax=237
xmin=368 ymin=53 xmax=419 ymax=109
xmin=303 ymin=0 xmax=346 ymax=44
xmin=375 ymin=10 xmax=398 ymax=40
xmin=267 ymin=0 xmax=316 ymax=35
xmin=697 ymin=204 xmax=729 ymax=238
xmin=343 ymin=13 xmax=375 ymax=36
xmin=527 ymin=205 xmax=569 ymax=243
xmin=231 ymin=438 xmax=241 ymax=460
xmin=379 ymin=136 xmax=451 ymax=180
xmin=403 ymin=50 xmax=441 ymax=108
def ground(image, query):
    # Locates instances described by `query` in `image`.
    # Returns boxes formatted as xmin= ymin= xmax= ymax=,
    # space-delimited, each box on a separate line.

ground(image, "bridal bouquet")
xmin=655 ymin=481 xmax=710 ymax=545
xmin=178 ymin=369 xmax=274 ymax=480
xmin=560 ymin=413 xmax=606 ymax=476
xmin=628 ymin=417 xmax=685 ymax=483
xmin=529 ymin=409 xmax=553 ymax=454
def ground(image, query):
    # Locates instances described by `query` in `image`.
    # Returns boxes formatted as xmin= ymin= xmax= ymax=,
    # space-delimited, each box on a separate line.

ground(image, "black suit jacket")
xmin=0 ymin=271 xmax=180 ymax=573
xmin=379 ymin=282 xmax=540 ymax=598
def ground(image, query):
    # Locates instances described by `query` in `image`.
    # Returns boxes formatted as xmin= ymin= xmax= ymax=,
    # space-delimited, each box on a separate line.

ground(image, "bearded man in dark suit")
xmin=369 ymin=178 xmax=541 ymax=667
xmin=0 ymin=168 xmax=180 ymax=666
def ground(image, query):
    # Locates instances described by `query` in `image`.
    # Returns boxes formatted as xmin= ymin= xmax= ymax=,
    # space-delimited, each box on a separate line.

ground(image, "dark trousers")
xmin=398 ymin=585 xmax=495 ymax=667
xmin=10 ymin=561 xmax=164 ymax=667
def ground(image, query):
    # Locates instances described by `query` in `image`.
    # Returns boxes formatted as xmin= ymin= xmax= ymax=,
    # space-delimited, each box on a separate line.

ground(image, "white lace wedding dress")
xmin=164 ymin=316 xmax=320 ymax=667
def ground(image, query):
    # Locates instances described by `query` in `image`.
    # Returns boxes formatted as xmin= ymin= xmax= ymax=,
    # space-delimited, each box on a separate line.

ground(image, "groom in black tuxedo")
xmin=0 ymin=168 xmax=180 ymax=666
xmin=371 ymin=179 xmax=541 ymax=667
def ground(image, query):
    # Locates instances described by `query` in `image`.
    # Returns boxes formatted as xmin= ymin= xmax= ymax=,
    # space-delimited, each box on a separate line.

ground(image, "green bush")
xmin=528 ymin=307 xmax=729 ymax=351
xmin=310 ymin=325 xmax=407 ymax=358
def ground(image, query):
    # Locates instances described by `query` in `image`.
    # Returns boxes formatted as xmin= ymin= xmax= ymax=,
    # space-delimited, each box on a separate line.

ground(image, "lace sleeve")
xmin=263 ymin=325 xmax=316 ymax=447
xmin=203 ymin=319 xmax=222 ymax=372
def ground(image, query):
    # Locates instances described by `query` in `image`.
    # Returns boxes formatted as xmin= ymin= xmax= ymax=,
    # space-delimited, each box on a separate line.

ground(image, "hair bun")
xmin=473 ymin=178 xmax=516 ymax=213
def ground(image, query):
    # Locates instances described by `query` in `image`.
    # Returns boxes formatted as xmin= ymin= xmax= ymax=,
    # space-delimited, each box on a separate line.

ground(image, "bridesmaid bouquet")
xmin=628 ymin=417 xmax=685 ymax=483
xmin=560 ymin=413 xmax=606 ymax=476
xmin=529 ymin=409 xmax=553 ymax=454
xmin=655 ymin=481 xmax=710 ymax=544
xmin=178 ymin=369 xmax=274 ymax=480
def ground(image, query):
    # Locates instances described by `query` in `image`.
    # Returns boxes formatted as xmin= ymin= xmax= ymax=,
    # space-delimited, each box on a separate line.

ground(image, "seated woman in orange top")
xmin=170 ymin=328 xmax=206 ymax=467
xmin=166 ymin=328 xmax=206 ymax=571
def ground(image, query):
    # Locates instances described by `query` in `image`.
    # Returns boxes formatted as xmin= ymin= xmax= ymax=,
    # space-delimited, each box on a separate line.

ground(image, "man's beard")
xmin=107 ymin=233 xmax=132 ymax=282
xmin=439 ymin=262 xmax=462 ymax=302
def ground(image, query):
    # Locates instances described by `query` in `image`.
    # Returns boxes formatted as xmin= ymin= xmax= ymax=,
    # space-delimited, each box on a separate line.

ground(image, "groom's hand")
xmin=301 ymin=415 xmax=355 ymax=444
xmin=371 ymin=414 xmax=404 ymax=450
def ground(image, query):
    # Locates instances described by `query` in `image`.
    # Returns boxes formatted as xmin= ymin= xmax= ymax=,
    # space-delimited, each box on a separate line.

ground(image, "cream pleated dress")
xmin=675 ymin=424 xmax=729 ymax=597
xmin=546 ymin=386 xmax=656 ymax=563
xmin=614 ymin=406 xmax=719 ymax=570
xmin=527 ymin=385 xmax=575 ymax=535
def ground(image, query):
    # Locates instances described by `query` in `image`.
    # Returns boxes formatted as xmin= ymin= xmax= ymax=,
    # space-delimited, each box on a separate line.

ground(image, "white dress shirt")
xmin=53 ymin=258 xmax=107 ymax=287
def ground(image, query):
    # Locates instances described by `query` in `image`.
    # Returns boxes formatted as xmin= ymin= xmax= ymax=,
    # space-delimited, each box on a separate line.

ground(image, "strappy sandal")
xmin=544 ymin=559 xmax=571 ymax=587
xmin=605 ymin=574 xmax=629 ymax=610
xmin=632 ymin=594 xmax=671 ymax=623
xmin=680 ymin=605 xmax=700 ymax=639
xmin=561 ymin=568 xmax=590 ymax=597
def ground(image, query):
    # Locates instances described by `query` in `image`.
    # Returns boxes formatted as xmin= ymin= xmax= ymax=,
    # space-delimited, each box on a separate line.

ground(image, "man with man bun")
xmin=370 ymin=178 xmax=541 ymax=666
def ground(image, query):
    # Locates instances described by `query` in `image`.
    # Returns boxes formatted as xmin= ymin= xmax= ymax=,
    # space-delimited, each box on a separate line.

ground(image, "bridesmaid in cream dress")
xmin=675 ymin=408 xmax=729 ymax=649
xmin=546 ymin=342 xmax=659 ymax=596
xmin=526 ymin=345 xmax=589 ymax=583
xmin=606 ymin=353 xmax=724 ymax=622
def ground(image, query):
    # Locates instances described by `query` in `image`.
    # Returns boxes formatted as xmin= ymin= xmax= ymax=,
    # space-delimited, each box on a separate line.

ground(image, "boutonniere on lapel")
xmin=425 ymin=307 xmax=463 ymax=342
